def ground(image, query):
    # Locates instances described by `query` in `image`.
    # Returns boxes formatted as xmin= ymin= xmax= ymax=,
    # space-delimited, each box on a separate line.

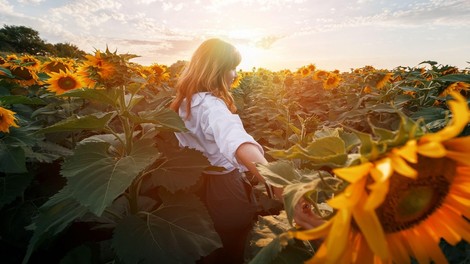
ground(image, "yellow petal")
xmin=325 ymin=209 xmax=352 ymax=264
xmin=387 ymin=234 xmax=411 ymax=264
xmin=370 ymin=158 xmax=392 ymax=183
xmin=328 ymin=178 xmax=367 ymax=209
xmin=402 ymin=229 xmax=431 ymax=264
xmin=418 ymin=227 xmax=449 ymax=264
xmin=426 ymin=213 xmax=460 ymax=245
xmin=289 ymin=220 xmax=332 ymax=241
xmin=391 ymin=155 xmax=417 ymax=178
xmin=422 ymin=91 xmax=469 ymax=142
xmin=443 ymin=136 xmax=470 ymax=154
xmin=364 ymin=180 xmax=390 ymax=211
xmin=351 ymin=234 xmax=374 ymax=264
xmin=333 ymin=162 xmax=373 ymax=183
xmin=353 ymin=195 xmax=389 ymax=260
xmin=393 ymin=140 xmax=418 ymax=163
xmin=446 ymin=150 xmax=470 ymax=166
xmin=417 ymin=141 xmax=447 ymax=158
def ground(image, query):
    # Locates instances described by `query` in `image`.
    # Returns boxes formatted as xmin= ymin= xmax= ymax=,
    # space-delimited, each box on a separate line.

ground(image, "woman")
xmin=170 ymin=38 xmax=319 ymax=263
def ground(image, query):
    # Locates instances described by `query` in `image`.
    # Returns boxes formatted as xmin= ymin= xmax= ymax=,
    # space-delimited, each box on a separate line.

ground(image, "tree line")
xmin=0 ymin=24 xmax=86 ymax=59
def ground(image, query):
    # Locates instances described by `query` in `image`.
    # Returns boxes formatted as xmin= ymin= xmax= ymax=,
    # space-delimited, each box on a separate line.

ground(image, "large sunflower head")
xmin=41 ymin=57 xmax=74 ymax=74
xmin=290 ymin=92 xmax=470 ymax=264
xmin=46 ymin=70 xmax=84 ymax=95
xmin=7 ymin=64 xmax=40 ymax=86
xmin=83 ymin=49 xmax=120 ymax=81
xmin=0 ymin=106 xmax=20 ymax=133
xmin=323 ymin=73 xmax=341 ymax=90
xmin=20 ymin=55 xmax=41 ymax=71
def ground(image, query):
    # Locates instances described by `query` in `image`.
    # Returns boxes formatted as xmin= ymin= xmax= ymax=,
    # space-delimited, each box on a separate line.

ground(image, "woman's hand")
xmin=293 ymin=198 xmax=325 ymax=230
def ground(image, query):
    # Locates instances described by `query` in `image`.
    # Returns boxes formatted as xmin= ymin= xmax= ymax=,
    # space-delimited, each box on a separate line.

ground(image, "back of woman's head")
xmin=170 ymin=38 xmax=241 ymax=117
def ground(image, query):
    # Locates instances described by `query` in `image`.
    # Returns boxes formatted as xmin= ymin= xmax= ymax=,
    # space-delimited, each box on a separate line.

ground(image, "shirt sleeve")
xmin=201 ymin=100 xmax=264 ymax=171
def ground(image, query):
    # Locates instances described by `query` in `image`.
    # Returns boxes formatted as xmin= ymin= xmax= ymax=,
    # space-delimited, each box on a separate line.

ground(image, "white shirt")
xmin=175 ymin=92 xmax=264 ymax=173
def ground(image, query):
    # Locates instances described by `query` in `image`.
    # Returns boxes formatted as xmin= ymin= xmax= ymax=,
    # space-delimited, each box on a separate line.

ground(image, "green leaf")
xmin=256 ymin=160 xmax=302 ymax=187
xmin=62 ymin=138 xmax=160 ymax=215
xmin=0 ymin=95 xmax=45 ymax=105
xmin=59 ymin=88 xmax=120 ymax=106
xmin=59 ymin=245 xmax=93 ymax=264
xmin=151 ymin=146 xmax=209 ymax=193
xmin=112 ymin=191 xmax=221 ymax=264
xmin=269 ymin=137 xmax=348 ymax=168
xmin=135 ymin=108 xmax=187 ymax=132
xmin=249 ymin=234 xmax=312 ymax=264
xmin=0 ymin=66 xmax=14 ymax=78
xmin=0 ymin=144 xmax=26 ymax=173
xmin=0 ymin=172 xmax=33 ymax=209
xmin=38 ymin=112 xmax=116 ymax=134
xmin=22 ymin=188 xmax=89 ymax=264
xmin=435 ymin=74 xmax=470 ymax=83
xmin=411 ymin=107 xmax=447 ymax=123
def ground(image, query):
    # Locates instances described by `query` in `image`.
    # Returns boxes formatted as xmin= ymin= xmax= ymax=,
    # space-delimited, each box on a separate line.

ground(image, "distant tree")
xmin=0 ymin=25 xmax=48 ymax=55
xmin=53 ymin=42 xmax=86 ymax=59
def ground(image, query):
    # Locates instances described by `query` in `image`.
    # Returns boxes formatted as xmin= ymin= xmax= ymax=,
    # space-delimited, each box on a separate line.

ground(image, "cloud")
xmin=255 ymin=35 xmax=285 ymax=49
xmin=17 ymin=0 xmax=44 ymax=4
xmin=0 ymin=0 xmax=14 ymax=14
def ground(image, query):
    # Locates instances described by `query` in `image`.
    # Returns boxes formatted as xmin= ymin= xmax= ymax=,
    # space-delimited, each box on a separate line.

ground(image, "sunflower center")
xmin=11 ymin=67 xmax=33 ymax=80
xmin=376 ymin=156 xmax=455 ymax=233
xmin=58 ymin=76 xmax=77 ymax=91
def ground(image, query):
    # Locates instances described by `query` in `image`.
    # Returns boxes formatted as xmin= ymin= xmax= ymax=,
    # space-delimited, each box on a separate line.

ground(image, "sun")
xmin=235 ymin=43 xmax=264 ymax=71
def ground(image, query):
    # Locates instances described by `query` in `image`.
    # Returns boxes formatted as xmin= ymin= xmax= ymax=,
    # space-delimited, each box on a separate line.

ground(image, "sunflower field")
xmin=1 ymin=50 xmax=470 ymax=264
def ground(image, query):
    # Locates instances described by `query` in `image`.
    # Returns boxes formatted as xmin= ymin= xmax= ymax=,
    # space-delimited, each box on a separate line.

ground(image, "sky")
xmin=1 ymin=0 xmax=469 ymax=72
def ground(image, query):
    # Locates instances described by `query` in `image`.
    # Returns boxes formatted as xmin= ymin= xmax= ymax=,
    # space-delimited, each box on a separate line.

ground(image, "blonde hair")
xmin=170 ymin=38 xmax=241 ymax=118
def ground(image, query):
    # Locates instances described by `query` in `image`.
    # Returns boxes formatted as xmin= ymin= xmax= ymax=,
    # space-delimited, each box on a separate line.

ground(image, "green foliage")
xmin=112 ymin=191 xmax=221 ymax=264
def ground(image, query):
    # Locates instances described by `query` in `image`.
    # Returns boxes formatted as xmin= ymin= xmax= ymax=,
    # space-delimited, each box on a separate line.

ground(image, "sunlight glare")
xmin=236 ymin=44 xmax=263 ymax=71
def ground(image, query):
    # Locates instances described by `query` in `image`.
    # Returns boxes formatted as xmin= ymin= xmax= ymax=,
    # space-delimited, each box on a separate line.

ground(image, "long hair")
xmin=170 ymin=38 xmax=241 ymax=119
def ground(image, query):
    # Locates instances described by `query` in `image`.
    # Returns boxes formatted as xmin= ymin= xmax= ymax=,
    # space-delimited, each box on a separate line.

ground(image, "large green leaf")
xmin=22 ymin=188 xmax=89 ymax=264
xmin=150 ymin=142 xmax=209 ymax=193
xmin=62 ymin=138 xmax=159 ymax=215
xmin=249 ymin=236 xmax=313 ymax=264
xmin=112 ymin=191 xmax=221 ymax=264
xmin=0 ymin=144 xmax=26 ymax=173
xmin=0 ymin=95 xmax=45 ymax=105
xmin=134 ymin=108 xmax=187 ymax=132
xmin=38 ymin=112 xmax=116 ymax=134
xmin=0 ymin=172 xmax=33 ymax=208
xmin=435 ymin=74 xmax=470 ymax=83
xmin=256 ymin=160 xmax=302 ymax=187
xmin=60 ymin=88 xmax=121 ymax=106
xmin=268 ymin=137 xmax=348 ymax=168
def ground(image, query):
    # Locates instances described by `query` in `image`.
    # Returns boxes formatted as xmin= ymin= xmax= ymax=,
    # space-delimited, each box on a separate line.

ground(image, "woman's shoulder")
xmin=194 ymin=92 xmax=227 ymax=109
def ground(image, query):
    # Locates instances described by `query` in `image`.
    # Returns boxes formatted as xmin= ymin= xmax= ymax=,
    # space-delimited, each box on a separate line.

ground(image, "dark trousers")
xmin=197 ymin=170 xmax=257 ymax=264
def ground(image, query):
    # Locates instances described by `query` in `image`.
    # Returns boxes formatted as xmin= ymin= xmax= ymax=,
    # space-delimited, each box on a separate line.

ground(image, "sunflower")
xmin=307 ymin=64 xmax=316 ymax=72
xmin=46 ymin=70 xmax=84 ymax=95
xmin=20 ymin=55 xmax=41 ymax=71
xmin=376 ymin=72 xmax=393 ymax=89
xmin=0 ymin=106 xmax=19 ymax=133
xmin=84 ymin=51 xmax=116 ymax=80
xmin=323 ymin=74 xmax=341 ymax=90
xmin=76 ymin=65 xmax=98 ymax=88
xmin=41 ymin=57 xmax=74 ymax=74
xmin=300 ymin=67 xmax=311 ymax=77
xmin=313 ymin=70 xmax=329 ymax=81
xmin=439 ymin=82 xmax=470 ymax=97
xmin=6 ymin=54 xmax=18 ymax=61
xmin=290 ymin=92 xmax=470 ymax=264
xmin=8 ymin=65 xmax=39 ymax=86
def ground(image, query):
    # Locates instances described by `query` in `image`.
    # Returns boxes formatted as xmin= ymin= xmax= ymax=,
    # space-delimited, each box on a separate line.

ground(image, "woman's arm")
xmin=235 ymin=142 xmax=283 ymax=199
xmin=236 ymin=142 xmax=325 ymax=230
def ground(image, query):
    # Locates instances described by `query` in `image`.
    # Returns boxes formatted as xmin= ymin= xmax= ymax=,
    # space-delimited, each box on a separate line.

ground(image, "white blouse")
xmin=175 ymin=92 xmax=264 ymax=173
